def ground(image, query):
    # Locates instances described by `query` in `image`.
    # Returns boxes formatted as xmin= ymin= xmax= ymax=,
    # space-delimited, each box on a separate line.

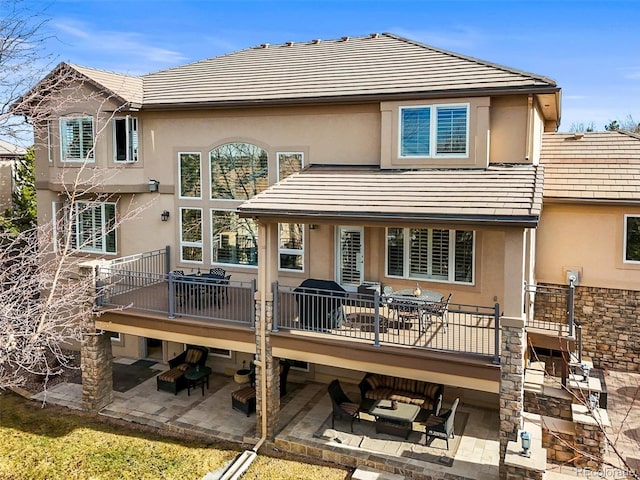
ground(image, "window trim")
xmin=624 ymin=214 xmax=640 ymax=264
xmin=210 ymin=208 xmax=258 ymax=269
xmin=178 ymin=151 xmax=203 ymax=200
xmin=59 ymin=116 xmax=95 ymax=163
xmin=385 ymin=227 xmax=475 ymax=285
xmin=179 ymin=207 xmax=203 ymax=264
xmin=278 ymin=223 xmax=305 ymax=273
xmin=112 ymin=116 xmax=138 ymax=163
xmin=398 ymin=103 xmax=469 ymax=159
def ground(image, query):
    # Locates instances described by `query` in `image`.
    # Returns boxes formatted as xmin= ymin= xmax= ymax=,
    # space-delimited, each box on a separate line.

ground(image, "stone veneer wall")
xmin=499 ymin=320 xmax=526 ymax=480
xmin=524 ymin=390 xmax=573 ymax=421
xmin=533 ymin=284 xmax=640 ymax=372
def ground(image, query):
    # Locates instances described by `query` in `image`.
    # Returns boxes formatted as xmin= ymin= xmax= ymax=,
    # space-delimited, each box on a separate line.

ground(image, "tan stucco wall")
xmin=489 ymin=95 xmax=529 ymax=164
xmin=536 ymin=203 xmax=640 ymax=290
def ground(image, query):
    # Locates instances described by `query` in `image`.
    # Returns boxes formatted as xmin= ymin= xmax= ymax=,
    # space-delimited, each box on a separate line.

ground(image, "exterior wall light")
xmin=148 ymin=179 xmax=160 ymax=192
xmin=520 ymin=431 xmax=531 ymax=457
xmin=161 ymin=210 xmax=170 ymax=222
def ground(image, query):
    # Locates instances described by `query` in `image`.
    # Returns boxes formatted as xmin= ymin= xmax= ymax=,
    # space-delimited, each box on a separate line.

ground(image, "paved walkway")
xmin=31 ymin=359 xmax=640 ymax=480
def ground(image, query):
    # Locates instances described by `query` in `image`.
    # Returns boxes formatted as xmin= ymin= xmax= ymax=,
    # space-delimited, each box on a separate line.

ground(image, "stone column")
xmin=572 ymin=404 xmax=610 ymax=471
xmin=499 ymin=317 xmax=526 ymax=480
xmin=255 ymin=296 xmax=280 ymax=439
xmin=78 ymin=263 xmax=113 ymax=412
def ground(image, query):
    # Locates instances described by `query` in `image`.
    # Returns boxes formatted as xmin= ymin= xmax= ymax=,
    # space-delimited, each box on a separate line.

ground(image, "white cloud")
xmin=51 ymin=19 xmax=187 ymax=74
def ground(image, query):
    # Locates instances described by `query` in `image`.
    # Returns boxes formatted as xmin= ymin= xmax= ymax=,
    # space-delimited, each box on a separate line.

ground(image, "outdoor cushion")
xmin=185 ymin=348 xmax=203 ymax=365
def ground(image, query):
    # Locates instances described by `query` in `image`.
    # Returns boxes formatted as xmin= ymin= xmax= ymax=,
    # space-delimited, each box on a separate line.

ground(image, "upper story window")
xmin=277 ymin=152 xmax=303 ymax=181
xmin=386 ymin=227 xmax=474 ymax=284
xmin=400 ymin=104 xmax=468 ymax=158
xmin=211 ymin=210 xmax=258 ymax=267
xmin=179 ymin=152 xmax=202 ymax=199
xmin=60 ymin=116 xmax=94 ymax=162
xmin=624 ymin=215 xmax=640 ymax=263
xmin=210 ymin=143 xmax=268 ymax=200
xmin=279 ymin=223 xmax=304 ymax=271
xmin=72 ymin=201 xmax=116 ymax=254
xmin=113 ymin=116 xmax=138 ymax=162
xmin=180 ymin=207 xmax=203 ymax=263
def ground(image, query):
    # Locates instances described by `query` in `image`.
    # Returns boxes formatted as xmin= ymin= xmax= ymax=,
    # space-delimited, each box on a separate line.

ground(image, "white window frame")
xmin=179 ymin=207 xmax=203 ymax=264
xmin=624 ymin=214 xmax=640 ymax=264
xmin=210 ymin=208 xmax=258 ymax=269
xmin=398 ymin=103 xmax=469 ymax=159
xmin=72 ymin=201 xmax=117 ymax=254
xmin=178 ymin=152 xmax=202 ymax=199
xmin=277 ymin=151 xmax=304 ymax=181
xmin=47 ymin=120 xmax=53 ymax=163
xmin=208 ymin=347 xmax=232 ymax=359
xmin=59 ymin=116 xmax=94 ymax=162
xmin=278 ymin=223 xmax=304 ymax=272
xmin=112 ymin=116 xmax=138 ymax=162
xmin=385 ymin=227 xmax=475 ymax=285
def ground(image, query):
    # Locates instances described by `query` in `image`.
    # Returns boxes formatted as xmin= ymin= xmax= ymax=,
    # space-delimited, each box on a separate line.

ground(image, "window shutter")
xmin=430 ymin=229 xmax=449 ymax=279
xmin=81 ymin=118 xmax=94 ymax=159
xmin=128 ymin=117 xmax=138 ymax=162
xmin=409 ymin=228 xmax=429 ymax=277
xmin=436 ymin=107 xmax=467 ymax=154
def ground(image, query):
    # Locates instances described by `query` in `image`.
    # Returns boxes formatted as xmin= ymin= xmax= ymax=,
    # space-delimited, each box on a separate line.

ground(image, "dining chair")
xmin=327 ymin=379 xmax=360 ymax=432
xmin=210 ymin=267 xmax=226 ymax=277
xmin=423 ymin=397 xmax=459 ymax=449
xmin=423 ymin=293 xmax=452 ymax=332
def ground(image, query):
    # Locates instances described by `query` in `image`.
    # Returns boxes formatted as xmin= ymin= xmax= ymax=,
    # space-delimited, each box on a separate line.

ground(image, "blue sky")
xmin=23 ymin=0 xmax=640 ymax=131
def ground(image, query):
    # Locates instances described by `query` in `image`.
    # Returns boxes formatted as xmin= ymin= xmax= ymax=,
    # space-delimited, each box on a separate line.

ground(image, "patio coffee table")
xmin=369 ymin=399 xmax=420 ymax=439
xmin=185 ymin=365 xmax=212 ymax=396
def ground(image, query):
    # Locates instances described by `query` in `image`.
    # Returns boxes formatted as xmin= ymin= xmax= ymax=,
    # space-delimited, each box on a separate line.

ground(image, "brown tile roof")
xmin=540 ymin=131 xmax=640 ymax=202
xmin=141 ymin=33 xmax=557 ymax=107
xmin=238 ymin=165 xmax=543 ymax=226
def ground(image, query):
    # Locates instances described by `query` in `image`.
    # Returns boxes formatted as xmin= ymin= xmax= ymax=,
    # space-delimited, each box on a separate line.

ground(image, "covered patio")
xmin=34 ymin=357 xmax=500 ymax=480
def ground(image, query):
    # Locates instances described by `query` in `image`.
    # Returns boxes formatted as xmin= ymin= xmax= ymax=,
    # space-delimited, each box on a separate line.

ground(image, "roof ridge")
xmin=382 ymin=32 xmax=557 ymax=86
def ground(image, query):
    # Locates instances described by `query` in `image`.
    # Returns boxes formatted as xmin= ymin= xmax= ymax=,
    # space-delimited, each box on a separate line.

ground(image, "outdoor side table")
xmin=185 ymin=365 xmax=212 ymax=396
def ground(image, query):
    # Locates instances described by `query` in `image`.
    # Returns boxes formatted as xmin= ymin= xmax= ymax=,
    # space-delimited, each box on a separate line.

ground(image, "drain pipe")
xmin=206 ymin=225 xmax=269 ymax=480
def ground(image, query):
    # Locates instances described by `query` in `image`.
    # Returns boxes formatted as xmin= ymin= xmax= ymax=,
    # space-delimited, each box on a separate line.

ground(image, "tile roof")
xmin=238 ymin=164 xmax=543 ymax=226
xmin=540 ymin=131 xmax=640 ymax=202
xmin=68 ymin=64 xmax=143 ymax=105
xmin=141 ymin=33 xmax=557 ymax=107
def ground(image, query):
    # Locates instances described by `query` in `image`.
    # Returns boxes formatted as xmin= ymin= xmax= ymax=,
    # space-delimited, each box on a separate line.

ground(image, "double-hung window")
xmin=400 ymin=104 xmax=468 ymax=158
xmin=113 ymin=116 xmax=138 ymax=162
xmin=71 ymin=201 xmax=116 ymax=254
xmin=386 ymin=227 xmax=474 ymax=284
xmin=279 ymin=223 xmax=304 ymax=271
xmin=180 ymin=208 xmax=203 ymax=262
xmin=179 ymin=152 xmax=202 ymax=199
xmin=624 ymin=215 xmax=640 ymax=263
xmin=60 ymin=116 xmax=94 ymax=162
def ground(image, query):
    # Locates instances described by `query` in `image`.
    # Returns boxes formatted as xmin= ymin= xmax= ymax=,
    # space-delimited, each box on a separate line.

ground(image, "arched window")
xmin=209 ymin=143 xmax=268 ymax=200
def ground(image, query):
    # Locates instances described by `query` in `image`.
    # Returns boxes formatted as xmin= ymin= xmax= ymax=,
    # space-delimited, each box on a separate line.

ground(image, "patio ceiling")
xmin=238 ymin=165 xmax=543 ymax=227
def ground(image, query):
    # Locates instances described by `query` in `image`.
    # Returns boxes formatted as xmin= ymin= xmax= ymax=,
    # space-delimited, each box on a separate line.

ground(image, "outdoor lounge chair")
xmin=156 ymin=345 xmax=208 ymax=395
xmin=423 ymin=397 xmax=459 ymax=449
xmin=327 ymin=379 xmax=360 ymax=432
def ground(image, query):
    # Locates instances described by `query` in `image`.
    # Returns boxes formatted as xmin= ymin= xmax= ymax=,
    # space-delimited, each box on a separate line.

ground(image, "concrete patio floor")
xmin=31 ymin=358 xmax=640 ymax=480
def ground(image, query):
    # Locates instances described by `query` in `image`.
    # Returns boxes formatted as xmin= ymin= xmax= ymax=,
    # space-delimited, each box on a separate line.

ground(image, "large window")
xmin=400 ymin=104 xmax=468 ymax=158
xmin=60 ymin=116 xmax=94 ymax=162
xmin=386 ymin=227 xmax=474 ymax=284
xmin=279 ymin=223 xmax=304 ymax=271
xmin=211 ymin=210 xmax=258 ymax=266
xmin=625 ymin=215 xmax=640 ymax=263
xmin=179 ymin=152 xmax=202 ymax=199
xmin=113 ymin=116 xmax=138 ymax=162
xmin=210 ymin=143 xmax=268 ymax=200
xmin=180 ymin=208 xmax=203 ymax=262
xmin=71 ymin=201 xmax=116 ymax=254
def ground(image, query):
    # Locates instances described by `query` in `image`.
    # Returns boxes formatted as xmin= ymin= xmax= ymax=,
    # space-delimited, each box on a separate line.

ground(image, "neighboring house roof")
xmin=0 ymin=139 xmax=27 ymax=158
xmin=238 ymin=164 xmax=544 ymax=227
xmin=141 ymin=33 xmax=558 ymax=109
xmin=541 ymin=131 xmax=640 ymax=203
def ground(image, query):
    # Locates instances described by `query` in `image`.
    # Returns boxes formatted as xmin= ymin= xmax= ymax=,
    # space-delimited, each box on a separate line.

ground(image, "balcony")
xmin=95 ymin=249 xmax=504 ymax=362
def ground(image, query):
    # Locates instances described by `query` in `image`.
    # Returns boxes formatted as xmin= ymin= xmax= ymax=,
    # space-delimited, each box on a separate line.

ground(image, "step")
xmin=352 ymin=467 xmax=405 ymax=480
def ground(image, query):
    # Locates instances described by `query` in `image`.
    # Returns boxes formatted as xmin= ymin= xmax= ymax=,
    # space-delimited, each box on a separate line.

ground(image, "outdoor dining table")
xmin=181 ymin=273 xmax=227 ymax=309
xmin=384 ymin=288 xmax=444 ymax=331
xmin=387 ymin=288 xmax=443 ymax=303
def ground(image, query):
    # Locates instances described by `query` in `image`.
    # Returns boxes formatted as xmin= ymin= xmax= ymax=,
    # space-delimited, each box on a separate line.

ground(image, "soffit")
xmin=541 ymin=131 xmax=640 ymax=201
xmin=238 ymin=165 xmax=543 ymax=226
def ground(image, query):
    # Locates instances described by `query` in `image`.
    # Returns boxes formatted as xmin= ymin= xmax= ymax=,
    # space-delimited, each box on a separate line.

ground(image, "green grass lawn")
xmin=0 ymin=391 xmax=349 ymax=480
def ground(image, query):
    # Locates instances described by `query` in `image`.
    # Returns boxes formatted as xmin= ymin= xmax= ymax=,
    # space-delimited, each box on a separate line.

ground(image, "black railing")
xmin=273 ymin=281 xmax=500 ymax=360
xmin=525 ymin=282 xmax=573 ymax=336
